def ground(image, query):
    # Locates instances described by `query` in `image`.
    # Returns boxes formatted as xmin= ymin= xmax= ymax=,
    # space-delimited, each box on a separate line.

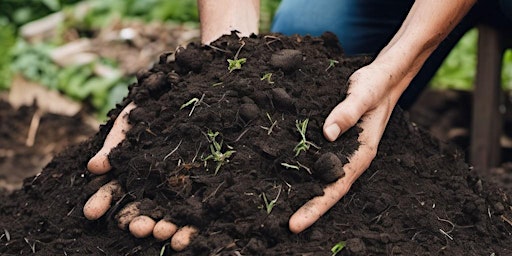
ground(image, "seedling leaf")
xmin=331 ymin=241 xmax=346 ymax=256
xmin=227 ymin=58 xmax=247 ymax=72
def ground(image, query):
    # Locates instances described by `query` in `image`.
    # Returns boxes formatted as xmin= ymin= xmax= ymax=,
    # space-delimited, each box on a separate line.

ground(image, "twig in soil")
xmin=439 ymin=228 xmax=453 ymax=240
xmin=24 ymin=237 xmax=37 ymax=253
xmin=263 ymin=35 xmax=282 ymax=50
xmin=163 ymin=139 xmax=183 ymax=161
xmin=205 ymin=44 xmax=231 ymax=53
xmin=436 ymin=215 xmax=455 ymax=241
xmin=202 ymin=181 xmax=225 ymax=203
xmin=2 ymin=229 xmax=10 ymax=241
xmin=26 ymin=109 xmax=42 ymax=147
xmin=260 ymin=113 xmax=278 ymax=135
xmin=501 ymin=215 xmax=512 ymax=227
xmin=234 ymin=128 xmax=250 ymax=142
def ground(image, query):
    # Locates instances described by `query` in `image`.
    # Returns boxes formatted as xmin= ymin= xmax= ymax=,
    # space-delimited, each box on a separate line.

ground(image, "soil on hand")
xmin=1 ymin=33 xmax=511 ymax=255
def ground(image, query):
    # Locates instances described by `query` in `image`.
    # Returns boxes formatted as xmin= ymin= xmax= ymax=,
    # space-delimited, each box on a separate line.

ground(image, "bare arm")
xmin=197 ymin=0 xmax=260 ymax=44
xmin=291 ymin=0 xmax=477 ymax=233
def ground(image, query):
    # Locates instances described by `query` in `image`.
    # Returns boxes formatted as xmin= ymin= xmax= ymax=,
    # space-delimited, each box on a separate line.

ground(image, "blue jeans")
xmin=271 ymin=0 xmax=512 ymax=109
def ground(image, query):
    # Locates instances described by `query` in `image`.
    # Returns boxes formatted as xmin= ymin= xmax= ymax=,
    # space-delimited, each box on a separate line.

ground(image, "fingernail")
xmin=324 ymin=124 xmax=341 ymax=141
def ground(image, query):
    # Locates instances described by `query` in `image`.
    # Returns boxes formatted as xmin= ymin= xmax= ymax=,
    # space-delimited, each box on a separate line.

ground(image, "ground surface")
xmin=1 ymin=33 xmax=511 ymax=255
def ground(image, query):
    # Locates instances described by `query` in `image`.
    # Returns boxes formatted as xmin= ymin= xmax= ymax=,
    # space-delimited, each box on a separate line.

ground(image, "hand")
xmin=84 ymin=102 xmax=197 ymax=252
xmin=289 ymin=63 xmax=402 ymax=233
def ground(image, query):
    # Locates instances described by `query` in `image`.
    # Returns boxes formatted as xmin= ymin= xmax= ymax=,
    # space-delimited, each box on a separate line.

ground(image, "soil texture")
xmin=1 ymin=33 xmax=511 ymax=255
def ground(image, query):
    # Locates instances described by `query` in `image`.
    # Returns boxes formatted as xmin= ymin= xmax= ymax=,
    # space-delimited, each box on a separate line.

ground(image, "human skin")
xmin=85 ymin=0 xmax=477 ymax=249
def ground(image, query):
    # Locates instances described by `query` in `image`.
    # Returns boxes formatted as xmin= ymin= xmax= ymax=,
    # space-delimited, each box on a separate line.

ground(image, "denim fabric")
xmin=271 ymin=0 xmax=512 ymax=109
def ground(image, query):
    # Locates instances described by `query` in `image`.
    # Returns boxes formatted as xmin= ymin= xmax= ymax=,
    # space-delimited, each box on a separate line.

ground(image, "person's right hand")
xmin=288 ymin=61 xmax=405 ymax=233
xmin=84 ymin=102 xmax=198 ymax=252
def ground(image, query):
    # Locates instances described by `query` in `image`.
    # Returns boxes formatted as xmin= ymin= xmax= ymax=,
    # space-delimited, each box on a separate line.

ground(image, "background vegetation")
xmin=1 ymin=0 xmax=511 ymax=118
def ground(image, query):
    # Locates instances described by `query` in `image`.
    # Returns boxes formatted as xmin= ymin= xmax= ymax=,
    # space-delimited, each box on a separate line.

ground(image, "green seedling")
xmin=260 ymin=72 xmax=274 ymax=84
xmin=260 ymin=113 xmax=278 ymax=135
xmin=281 ymin=161 xmax=312 ymax=174
xmin=227 ymin=41 xmax=246 ymax=72
xmin=227 ymin=58 xmax=247 ymax=72
xmin=293 ymin=119 xmax=319 ymax=156
xmin=326 ymin=59 xmax=339 ymax=71
xmin=160 ymin=244 xmax=167 ymax=256
xmin=180 ymin=93 xmax=205 ymax=116
xmin=261 ymin=186 xmax=282 ymax=214
xmin=331 ymin=241 xmax=346 ymax=256
xmin=203 ymin=130 xmax=236 ymax=174
xmin=280 ymin=162 xmax=300 ymax=170
xmin=212 ymin=82 xmax=223 ymax=87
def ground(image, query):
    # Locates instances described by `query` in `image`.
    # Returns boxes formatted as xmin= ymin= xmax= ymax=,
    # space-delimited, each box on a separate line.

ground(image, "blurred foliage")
xmin=75 ymin=0 xmax=199 ymax=29
xmin=430 ymin=29 xmax=512 ymax=90
xmin=10 ymin=40 xmax=132 ymax=118
xmin=431 ymin=29 xmax=478 ymax=90
xmin=0 ymin=19 xmax=16 ymax=90
xmin=0 ymin=0 xmax=81 ymax=28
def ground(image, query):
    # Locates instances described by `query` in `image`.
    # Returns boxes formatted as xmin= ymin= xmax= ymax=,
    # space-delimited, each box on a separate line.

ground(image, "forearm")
xmin=374 ymin=0 xmax=476 ymax=99
xmin=197 ymin=0 xmax=260 ymax=44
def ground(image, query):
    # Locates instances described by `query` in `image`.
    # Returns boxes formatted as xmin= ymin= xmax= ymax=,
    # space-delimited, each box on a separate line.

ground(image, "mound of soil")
xmin=1 ymin=33 xmax=511 ymax=255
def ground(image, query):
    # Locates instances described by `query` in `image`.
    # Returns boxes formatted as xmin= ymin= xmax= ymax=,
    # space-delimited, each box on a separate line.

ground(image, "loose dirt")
xmin=1 ymin=33 xmax=511 ymax=255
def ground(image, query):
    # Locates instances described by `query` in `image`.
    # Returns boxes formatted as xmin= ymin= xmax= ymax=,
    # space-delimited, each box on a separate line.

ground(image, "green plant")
xmin=325 ymin=59 xmax=339 ymax=71
xmin=281 ymin=161 xmax=311 ymax=174
xmin=293 ymin=118 xmax=319 ymax=156
xmin=180 ymin=94 xmax=205 ymax=116
xmin=227 ymin=41 xmax=246 ymax=72
xmin=227 ymin=58 xmax=247 ymax=72
xmin=261 ymin=185 xmax=282 ymax=214
xmin=280 ymin=162 xmax=299 ymax=170
xmin=260 ymin=72 xmax=274 ymax=84
xmin=203 ymin=130 xmax=236 ymax=174
xmin=331 ymin=241 xmax=346 ymax=256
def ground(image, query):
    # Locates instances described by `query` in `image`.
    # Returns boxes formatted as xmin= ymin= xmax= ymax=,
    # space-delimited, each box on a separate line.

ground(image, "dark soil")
xmin=1 ymin=33 xmax=512 ymax=255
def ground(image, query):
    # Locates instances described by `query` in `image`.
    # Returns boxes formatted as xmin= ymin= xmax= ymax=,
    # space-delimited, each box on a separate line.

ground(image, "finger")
xmin=115 ymin=201 xmax=141 ymax=230
xmin=83 ymin=180 xmax=123 ymax=220
xmin=171 ymin=226 xmax=198 ymax=252
xmin=129 ymin=215 xmax=156 ymax=238
xmin=87 ymin=102 xmax=137 ymax=174
xmin=290 ymin=112 xmax=383 ymax=233
xmin=153 ymin=219 xmax=178 ymax=241
xmin=323 ymin=90 xmax=371 ymax=142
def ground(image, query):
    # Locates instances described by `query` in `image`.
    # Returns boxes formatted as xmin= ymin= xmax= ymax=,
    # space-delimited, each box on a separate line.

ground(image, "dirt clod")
xmin=270 ymin=49 xmax=303 ymax=72
xmin=313 ymin=152 xmax=344 ymax=183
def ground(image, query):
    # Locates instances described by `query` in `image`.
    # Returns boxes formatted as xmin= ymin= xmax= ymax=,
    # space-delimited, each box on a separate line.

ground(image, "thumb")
xmin=323 ymin=93 xmax=369 ymax=141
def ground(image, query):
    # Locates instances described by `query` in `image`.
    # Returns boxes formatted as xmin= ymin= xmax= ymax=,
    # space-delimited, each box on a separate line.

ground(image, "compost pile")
xmin=1 ymin=33 xmax=511 ymax=256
